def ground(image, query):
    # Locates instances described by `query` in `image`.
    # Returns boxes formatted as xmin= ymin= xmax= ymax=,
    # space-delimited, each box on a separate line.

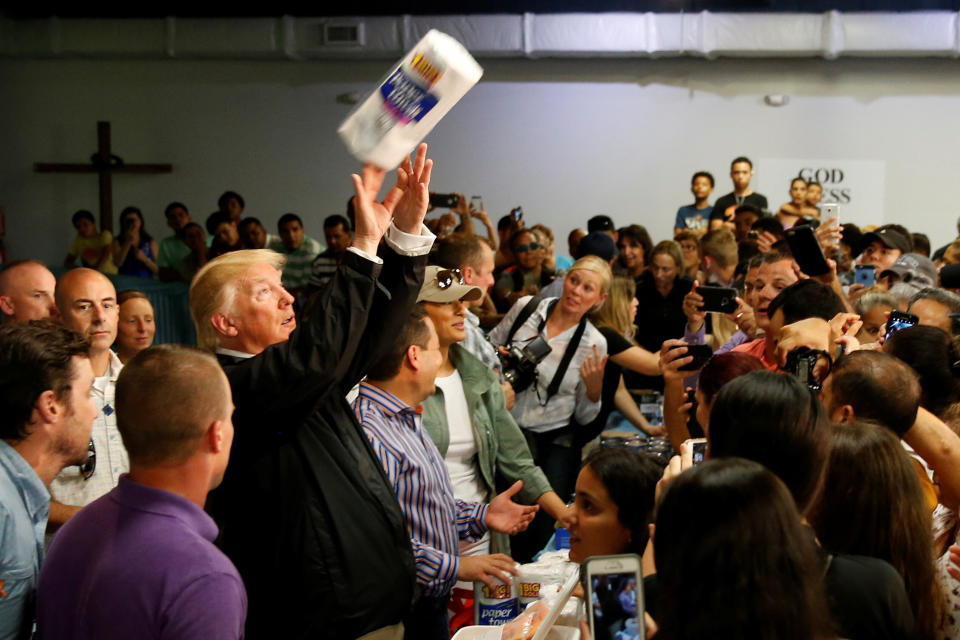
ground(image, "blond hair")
xmin=189 ymin=249 xmax=286 ymax=351
xmin=590 ymin=276 xmax=637 ymax=343
xmin=568 ymin=255 xmax=613 ymax=296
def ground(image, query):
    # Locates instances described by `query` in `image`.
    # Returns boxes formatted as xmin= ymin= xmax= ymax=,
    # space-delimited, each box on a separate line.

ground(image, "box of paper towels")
xmin=338 ymin=29 xmax=483 ymax=170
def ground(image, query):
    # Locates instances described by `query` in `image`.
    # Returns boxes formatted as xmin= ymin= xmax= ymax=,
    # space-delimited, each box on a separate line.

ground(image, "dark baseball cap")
xmin=862 ymin=228 xmax=911 ymax=255
xmin=576 ymin=231 xmax=616 ymax=262
xmin=587 ymin=215 xmax=615 ymax=234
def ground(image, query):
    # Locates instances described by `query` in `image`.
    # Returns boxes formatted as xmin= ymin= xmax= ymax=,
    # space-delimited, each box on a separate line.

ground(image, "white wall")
xmin=3 ymin=55 xmax=960 ymax=265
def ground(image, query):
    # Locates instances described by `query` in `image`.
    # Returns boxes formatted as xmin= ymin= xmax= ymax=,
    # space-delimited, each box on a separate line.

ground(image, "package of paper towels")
xmin=338 ymin=29 xmax=483 ymax=169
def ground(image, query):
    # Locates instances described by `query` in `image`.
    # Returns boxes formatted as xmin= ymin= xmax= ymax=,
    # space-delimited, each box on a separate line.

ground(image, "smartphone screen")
xmin=589 ymin=572 xmax=642 ymax=640
xmin=885 ymin=311 xmax=918 ymax=342
xmin=685 ymin=438 xmax=707 ymax=465
xmin=470 ymin=195 xmax=483 ymax=211
xmin=855 ymin=264 xmax=876 ymax=287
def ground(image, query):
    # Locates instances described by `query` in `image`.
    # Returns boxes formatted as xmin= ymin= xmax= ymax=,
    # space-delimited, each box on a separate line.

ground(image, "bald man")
xmin=39 ymin=346 xmax=247 ymax=639
xmin=48 ymin=268 xmax=129 ymax=530
xmin=0 ymin=260 xmax=59 ymax=323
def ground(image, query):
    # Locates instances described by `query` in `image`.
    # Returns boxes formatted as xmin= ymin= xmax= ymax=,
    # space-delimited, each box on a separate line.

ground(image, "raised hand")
xmin=682 ymin=281 xmax=706 ymax=332
xmin=351 ymin=164 xmax=405 ymax=256
xmin=393 ymin=143 xmax=434 ymax=234
xmin=580 ymin=345 xmax=607 ymax=402
xmin=727 ymin=297 xmax=758 ymax=338
xmin=659 ymin=339 xmax=692 ymax=382
xmin=486 ymin=480 xmax=538 ymax=535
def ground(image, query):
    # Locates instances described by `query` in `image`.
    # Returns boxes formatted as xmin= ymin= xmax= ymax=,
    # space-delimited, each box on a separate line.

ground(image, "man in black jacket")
xmin=189 ymin=145 xmax=435 ymax=639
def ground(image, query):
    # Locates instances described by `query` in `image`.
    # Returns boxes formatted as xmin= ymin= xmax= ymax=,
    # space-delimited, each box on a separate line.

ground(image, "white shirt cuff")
xmin=385 ymin=222 xmax=435 ymax=256
xmin=347 ymin=245 xmax=383 ymax=265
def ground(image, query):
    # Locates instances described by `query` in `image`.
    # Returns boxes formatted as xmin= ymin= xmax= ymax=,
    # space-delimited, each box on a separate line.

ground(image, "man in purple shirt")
xmin=37 ymin=345 xmax=246 ymax=639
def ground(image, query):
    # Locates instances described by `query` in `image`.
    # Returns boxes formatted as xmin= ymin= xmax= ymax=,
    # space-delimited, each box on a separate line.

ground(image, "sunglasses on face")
xmin=436 ymin=268 xmax=465 ymax=290
xmin=80 ymin=438 xmax=96 ymax=480
xmin=515 ymin=243 xmax=540 ymax=253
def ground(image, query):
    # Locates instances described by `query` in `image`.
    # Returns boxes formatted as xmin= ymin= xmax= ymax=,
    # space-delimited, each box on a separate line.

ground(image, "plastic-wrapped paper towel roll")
xmin=338 ymin=29 xmax=483 ymax=170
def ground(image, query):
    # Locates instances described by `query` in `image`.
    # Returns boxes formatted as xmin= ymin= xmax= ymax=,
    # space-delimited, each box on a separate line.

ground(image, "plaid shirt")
xmin=353 ymin=382 xmax=487 ymax=597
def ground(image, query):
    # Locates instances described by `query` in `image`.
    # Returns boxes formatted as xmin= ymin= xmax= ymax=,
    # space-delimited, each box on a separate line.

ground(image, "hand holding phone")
xmin=696 ymin=285 xmax=739 ymax=314
xmin=670 ymin=343 xmax=713 ymax=372
xmin=584 ymin=555 xmax=645 ymax=640
xmin=785 ymin=226 xmax=831 ymax=277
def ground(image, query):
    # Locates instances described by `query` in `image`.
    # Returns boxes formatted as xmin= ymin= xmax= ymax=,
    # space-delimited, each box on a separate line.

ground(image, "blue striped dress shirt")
xmin=353 ymin=382 xmax=488 ymax=597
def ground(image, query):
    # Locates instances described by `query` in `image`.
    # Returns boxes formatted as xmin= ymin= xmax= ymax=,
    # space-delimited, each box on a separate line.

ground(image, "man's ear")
xmin=835 ymin=404 xmax=855 ymax=424
xmin=33 ymin=389 xmax=61 ymax=427
xmin=405 ymin=344 xmax=421 ymax=372
xmin=206 ymin=419 xmax=225 ymax=454
xmin=0 ymin=295 xmax=14 ymax=316
xmin=210 ymin=312 xmax=239 ymax=338
xmin=461 ymin=266 xmax=475 ymax=284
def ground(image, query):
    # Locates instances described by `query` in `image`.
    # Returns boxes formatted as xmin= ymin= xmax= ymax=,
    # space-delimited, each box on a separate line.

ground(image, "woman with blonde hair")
xmin=585 ymin=276 xmax=663 ymax=440
xmin=488 ymin=254 xmax=611 ymax=560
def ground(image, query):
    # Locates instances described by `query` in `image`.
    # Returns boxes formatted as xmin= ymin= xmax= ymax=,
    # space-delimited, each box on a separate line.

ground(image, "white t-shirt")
xmin=435 ymin=369 xmax=491 ymax=570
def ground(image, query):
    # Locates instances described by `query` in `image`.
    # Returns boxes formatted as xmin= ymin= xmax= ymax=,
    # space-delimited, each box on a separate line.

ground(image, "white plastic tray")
xmin=451 ymin=625 xmax=580 ymax=640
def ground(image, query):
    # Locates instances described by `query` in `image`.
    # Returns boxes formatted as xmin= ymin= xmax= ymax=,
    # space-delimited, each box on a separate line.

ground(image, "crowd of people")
xmin=5 ymin=147 xmax=960 ymax=640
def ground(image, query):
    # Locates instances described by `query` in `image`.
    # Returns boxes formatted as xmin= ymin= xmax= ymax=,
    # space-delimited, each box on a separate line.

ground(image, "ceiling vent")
xmin=323 ymin=22 xmax=364 ymax=46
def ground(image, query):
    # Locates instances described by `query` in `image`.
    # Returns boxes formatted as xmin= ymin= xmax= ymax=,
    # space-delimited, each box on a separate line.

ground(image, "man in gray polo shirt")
xmin=0 ymin=322 xmax=95 ymax=639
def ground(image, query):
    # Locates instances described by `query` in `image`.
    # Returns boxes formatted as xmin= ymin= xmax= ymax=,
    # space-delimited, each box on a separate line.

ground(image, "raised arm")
xmin=227 ymin=149 xmax=432 ymax=413
xmin=904 ymin=407 xmax=960 ymax=511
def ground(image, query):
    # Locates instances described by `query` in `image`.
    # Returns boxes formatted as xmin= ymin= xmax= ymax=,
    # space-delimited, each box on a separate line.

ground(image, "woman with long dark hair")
xmin=810 ymin=421 xmax=945 ymax=640
xmin=112 ymin=206 xmax=159 ymax=278
xmin=654 ymin=457 xmax=834 ymax=640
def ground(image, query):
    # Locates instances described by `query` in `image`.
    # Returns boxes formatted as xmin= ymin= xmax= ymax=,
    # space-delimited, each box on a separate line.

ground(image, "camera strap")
xmin=543 ymin=307 xmax=588 ymax=401
xmin=505 ymin=296 xmax=543 ymax=344
xmin=505 ymin=296 xmax=588 ymax=402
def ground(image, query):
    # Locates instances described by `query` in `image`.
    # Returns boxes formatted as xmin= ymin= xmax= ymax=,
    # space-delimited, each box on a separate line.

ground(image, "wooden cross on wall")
xmin=34 ymin=121 xmax=172 ymax=233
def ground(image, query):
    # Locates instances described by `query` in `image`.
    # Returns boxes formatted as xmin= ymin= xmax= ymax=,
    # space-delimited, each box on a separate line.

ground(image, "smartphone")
xmin=671 ymin=343 xmax=713 ymax=372
xmin=785 ymin=225 xmax=831 ymax=276
xmin=584 ymin=554 xmax=644 ymax=640
xmin=696 ymin=285 xmax=739 ymax=314
xmin=510 ymin=206 xmax=523 ymax=222
xmin=855 ymin=264 xmax=876 ymax=287
xmin=820 ymin=204 xmax=841 ymax=262
xmin=885 ymin=310 xmax=918 ymax=342
xmin=470 ymin=195 xmax=484 ymax=211
xmin=684 ymin=437 xmax=707 ymax=465
xmin=429 ymin=193 xmax=459 ymax=208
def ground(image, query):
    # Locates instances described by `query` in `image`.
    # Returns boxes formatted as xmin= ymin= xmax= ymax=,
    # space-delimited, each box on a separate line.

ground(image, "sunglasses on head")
xmin=515 ymin=243 xmax=540 ymax=253
xmin=436 ymin=268 xmax=465 ymax=290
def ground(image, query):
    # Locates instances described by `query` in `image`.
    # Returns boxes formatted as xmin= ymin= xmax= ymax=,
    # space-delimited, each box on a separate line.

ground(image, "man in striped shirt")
xmin=353 ymin=306 xmax=538 ymax=640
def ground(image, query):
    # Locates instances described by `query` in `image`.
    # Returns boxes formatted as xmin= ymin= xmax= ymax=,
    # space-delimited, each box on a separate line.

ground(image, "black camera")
xmin=500 ymin=336 xmax=552 ymax=393
xmin=785 ymin=346 xmax=829 ymax=392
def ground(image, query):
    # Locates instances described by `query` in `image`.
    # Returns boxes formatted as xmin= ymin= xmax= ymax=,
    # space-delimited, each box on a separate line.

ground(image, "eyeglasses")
xmin=79 ymin=438 xmax=96 ymax=480
xmin=436 ymin=268 xmax=465 ymax=290
xmin=515 ymin=243 xmax=540 ymax=253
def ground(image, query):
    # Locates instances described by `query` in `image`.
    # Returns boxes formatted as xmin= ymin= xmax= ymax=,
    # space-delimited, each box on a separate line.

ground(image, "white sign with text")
xmin=756 ymin=158 xmax=886 ymax=228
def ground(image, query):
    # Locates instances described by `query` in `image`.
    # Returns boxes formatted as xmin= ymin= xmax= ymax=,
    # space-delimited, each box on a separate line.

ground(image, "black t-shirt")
xmin=643 ymin=547 xmax=916 ymax=640
xmin=582 ymin=326 xmax=633 ymax=440
xmin=709 ymin=192 xmax=769 ymax=222
xmin=626 ymin=272 xmax=693 ymax=392
xmin=823 ymin=551 xmax=916 ymax=640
